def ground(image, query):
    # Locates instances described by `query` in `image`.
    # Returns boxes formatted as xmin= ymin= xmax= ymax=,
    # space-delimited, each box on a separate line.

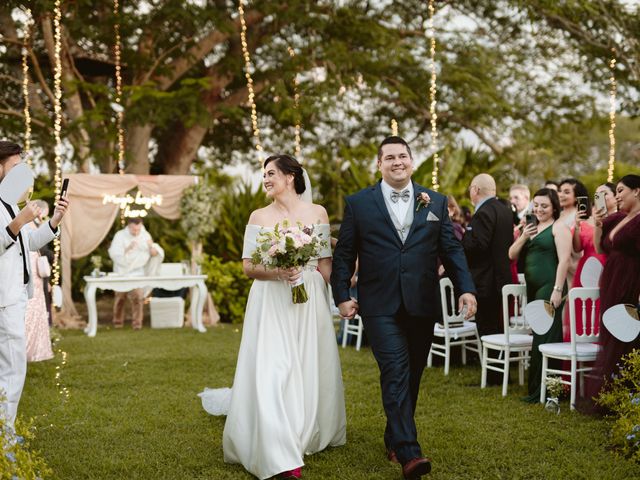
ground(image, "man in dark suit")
xmin=331 ymin=136 xmax=476 ymax=479
xmin=462 ymin=174 xmax=513 ymax=342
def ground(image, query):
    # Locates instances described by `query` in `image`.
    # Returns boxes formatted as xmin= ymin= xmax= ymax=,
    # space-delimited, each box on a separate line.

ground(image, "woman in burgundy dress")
xmin=584 ymin=174 xmax=640 ymax=411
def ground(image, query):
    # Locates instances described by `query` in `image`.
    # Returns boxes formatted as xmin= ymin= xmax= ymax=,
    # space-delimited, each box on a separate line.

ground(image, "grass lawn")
xmin=20 ymin=323 xmax=638 ymax=480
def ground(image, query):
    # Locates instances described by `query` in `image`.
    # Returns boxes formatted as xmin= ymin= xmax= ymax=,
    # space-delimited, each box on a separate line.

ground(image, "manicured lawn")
xmin=20 ymin=324 xmax=637 ymax=479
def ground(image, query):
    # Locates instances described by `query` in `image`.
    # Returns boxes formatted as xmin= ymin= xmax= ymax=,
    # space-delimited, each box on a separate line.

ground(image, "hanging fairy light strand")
xmin=427 ymin=0 xmax=440 ymax=191
xmin=287 ymin=46 xmax=301 ymax=159
xmin=607 ymin=49 xmax=617 ymax=183
xmin=238 ymin=0 xmax=263 ymax=156
xmin=114 ymin=0 xmax=125 ymax=175
xmin=51 ymin=0 xmax=64 ymax=288
xmin=391 ymin=119 xmax=398 ymax=136
xmin=21 ymin=9 xmax=34 ymax=164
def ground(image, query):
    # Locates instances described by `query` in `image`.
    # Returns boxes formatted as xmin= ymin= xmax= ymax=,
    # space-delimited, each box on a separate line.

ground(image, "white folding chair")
xmin=517 ymin=273 xmax=526 ymax=285
xmin=480 ymin=284 xmax=532 ymax=396
xmin=539 ymin=287 xmax=601 ymax=410
xmin=427 ymin=277 xmax=482 ymax=375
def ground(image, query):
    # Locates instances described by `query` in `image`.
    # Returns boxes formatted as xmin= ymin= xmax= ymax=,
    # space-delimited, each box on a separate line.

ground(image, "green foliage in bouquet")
xmin=597 ymin=349 xmax=640 ymax=463
xmin=0 ymin=406 xmax=52 ymax=480
xmin=200 ymin=255 xmax=252 ymax=323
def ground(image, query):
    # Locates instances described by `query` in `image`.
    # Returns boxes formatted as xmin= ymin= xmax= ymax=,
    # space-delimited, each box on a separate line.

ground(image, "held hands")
xmin=49 ymin=197 xmax=69 ymax=229
xmin=458 ymin=293 xmax=477 ymax=320
xmin=338 ymin=298 xmax=359 ymax=320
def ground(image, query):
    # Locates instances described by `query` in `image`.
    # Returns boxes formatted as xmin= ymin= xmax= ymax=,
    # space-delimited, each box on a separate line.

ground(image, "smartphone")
xmin=60 ymin=178 xmax=69 ymax=198
xmin=525 ymin=212 xmax=538 ymax=226
xmin=593 ymin=191 xmax=607 ymax=214
xmin=576 ymin=196 xmax=589 ymax=216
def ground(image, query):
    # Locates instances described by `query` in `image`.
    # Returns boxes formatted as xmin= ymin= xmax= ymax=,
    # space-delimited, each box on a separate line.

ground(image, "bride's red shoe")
xmin=281 ymin=467 xmax=302 ymax=479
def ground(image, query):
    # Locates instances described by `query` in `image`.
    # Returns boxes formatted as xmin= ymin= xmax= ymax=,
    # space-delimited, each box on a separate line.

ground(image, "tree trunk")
xmin=125 ymin=124 xmax=153 ymax=174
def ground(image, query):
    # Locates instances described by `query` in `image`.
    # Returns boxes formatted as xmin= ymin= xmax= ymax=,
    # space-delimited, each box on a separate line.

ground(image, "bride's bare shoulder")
xmin=247 ymin=206 xmax=272 ymax=226
xmin=308 ymin=203 xmax=329 ymax=224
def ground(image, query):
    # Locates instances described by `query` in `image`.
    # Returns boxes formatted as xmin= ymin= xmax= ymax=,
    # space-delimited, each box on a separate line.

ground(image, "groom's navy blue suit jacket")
xmin=331 ymin=180 xmax=476 ymax=318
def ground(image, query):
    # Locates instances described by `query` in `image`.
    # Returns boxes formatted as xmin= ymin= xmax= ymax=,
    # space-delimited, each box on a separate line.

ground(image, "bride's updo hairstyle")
xmin=264 ymin=154 xmax=306 ymax=195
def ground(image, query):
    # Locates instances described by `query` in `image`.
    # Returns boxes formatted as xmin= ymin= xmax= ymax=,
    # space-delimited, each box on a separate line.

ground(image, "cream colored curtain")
xmin=60 ymin=174 xmax=196 ymax=319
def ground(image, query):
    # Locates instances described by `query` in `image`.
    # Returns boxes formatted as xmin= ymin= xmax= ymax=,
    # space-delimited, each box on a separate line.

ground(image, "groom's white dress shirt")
xmin=380 ymin=180 xmax=414 ymax=221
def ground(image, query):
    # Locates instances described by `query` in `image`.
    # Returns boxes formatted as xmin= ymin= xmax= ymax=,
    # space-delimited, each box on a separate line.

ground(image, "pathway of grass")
xmin=20 ymin=325 xmax=638 ymax=479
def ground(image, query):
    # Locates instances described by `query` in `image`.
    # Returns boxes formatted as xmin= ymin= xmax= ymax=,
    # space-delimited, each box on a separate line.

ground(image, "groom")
xmin=331 ymin=136 xmax=476 ymax=479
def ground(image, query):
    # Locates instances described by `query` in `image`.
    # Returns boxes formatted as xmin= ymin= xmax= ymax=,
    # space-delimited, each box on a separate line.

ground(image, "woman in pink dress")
xmin=25 ymin=219 xmax=54 ymax=362
xmin=562 ymin=182 xmax=618 ymax=340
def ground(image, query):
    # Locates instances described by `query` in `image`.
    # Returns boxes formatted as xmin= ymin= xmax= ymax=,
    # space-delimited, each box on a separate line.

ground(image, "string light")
xmin=21 ymin=9 xmax=33 ymax=164
xmin=287 ymin=46 xmax=301 ymax=159
xmin=51 ymin=0 xmax=64 ymax=288
xmin=607 ymin=49 xmax=616 ymax=183
xmin=238 ymin=0 xmax=263 ymax=156
xmin=114 ymin=0 xmax=125 ymax=175
xmin=427 ymin=0 xmax=440 ymax=191
xmin=391 ymin=119 xmax=398 ymax=136
xmin=52 ymin=331 xmax=70 ymax=402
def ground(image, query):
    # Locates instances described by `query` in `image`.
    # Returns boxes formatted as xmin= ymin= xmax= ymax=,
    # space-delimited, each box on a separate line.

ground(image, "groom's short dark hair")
xmin=377 ymin=136 xmax=412 ymax=161
xmin=0 ymin=141 xmax=22 ymax=163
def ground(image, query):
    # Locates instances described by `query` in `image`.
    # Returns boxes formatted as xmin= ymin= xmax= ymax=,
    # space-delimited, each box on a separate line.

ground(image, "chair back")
xmin=501 ymin=284 xmax=528 ymax=337
xmin=517 ymin=273 xmax=526 ymax=285
xmin=159 ymin=263 xmax=183 ymax=276
xmin=439 ymin=277 xmax=466 ymax=328
xmin=568 ymin=287 xmax=600 ymax=349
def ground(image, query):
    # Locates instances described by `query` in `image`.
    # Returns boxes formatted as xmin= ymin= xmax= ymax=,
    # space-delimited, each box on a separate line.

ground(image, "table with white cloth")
xmin=83 ymin=274 xmax=208 ymax=337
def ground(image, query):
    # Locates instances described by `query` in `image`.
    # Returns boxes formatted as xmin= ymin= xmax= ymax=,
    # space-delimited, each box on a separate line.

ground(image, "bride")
xmin=202 ymin=154 xmax=346 ymax=479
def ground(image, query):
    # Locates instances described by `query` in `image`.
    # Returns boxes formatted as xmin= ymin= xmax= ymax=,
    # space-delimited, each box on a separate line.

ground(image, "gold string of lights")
xmin=238 ymin=0 xmax=263 ymax=155
xmin=52 ymin=332 xmax=70 ymax=402
xmin=391 ymin=119 xmax=398 ymax=136
xmin=607 ymin=48 xmax=617 ymax=183
xmin=114 ymin=0 xmax=125 ymax=175
xmin=427 ymin=0 xmax=440 ymax=191
xmin=51 ymin=0 xmax=63 ymax=288
xmin=287 ymin=46 xmax=301 ymax=158
xmin=21 ymin=9 xmax=33 ymax=164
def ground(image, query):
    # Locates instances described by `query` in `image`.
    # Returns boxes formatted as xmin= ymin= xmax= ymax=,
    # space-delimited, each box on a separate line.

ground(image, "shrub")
xmin=597 ymin=349 xmax=640 ymax=463
xmin=201 ymin=255 xmax=252 ymax=324
xmin=0 ymin=404 xmax=52 ymax=479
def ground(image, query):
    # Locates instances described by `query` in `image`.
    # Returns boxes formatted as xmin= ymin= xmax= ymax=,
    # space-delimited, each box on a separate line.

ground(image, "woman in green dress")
xmin=509 ymin=188 xmax=572 ymax=403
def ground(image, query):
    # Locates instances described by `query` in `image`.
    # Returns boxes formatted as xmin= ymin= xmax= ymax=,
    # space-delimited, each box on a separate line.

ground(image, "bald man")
xmin=462 ymin=174 xmax=513 ymax=383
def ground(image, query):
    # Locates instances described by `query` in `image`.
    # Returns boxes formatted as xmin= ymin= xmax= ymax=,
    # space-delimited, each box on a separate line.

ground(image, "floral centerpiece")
xmin=251 ymin=220 xmax=327 ymax=304
xmin=90 ymin=255 xmax=103 ymax=277
xmin=544 ymin=376 xmax=566 ymax=414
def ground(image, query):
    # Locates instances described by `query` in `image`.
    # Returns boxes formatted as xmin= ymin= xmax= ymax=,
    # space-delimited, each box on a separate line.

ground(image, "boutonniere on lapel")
xmin=415 ymin=192 xmax=432 ymax=212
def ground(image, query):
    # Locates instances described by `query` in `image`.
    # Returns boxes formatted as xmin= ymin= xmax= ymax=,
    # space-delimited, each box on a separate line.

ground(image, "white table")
xmin=83 ymin=274 xmax=208 ymax=337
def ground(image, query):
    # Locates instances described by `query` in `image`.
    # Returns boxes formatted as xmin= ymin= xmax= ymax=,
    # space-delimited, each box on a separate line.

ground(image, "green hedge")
xmin=201 ymin=255 xmax=252 ymax=324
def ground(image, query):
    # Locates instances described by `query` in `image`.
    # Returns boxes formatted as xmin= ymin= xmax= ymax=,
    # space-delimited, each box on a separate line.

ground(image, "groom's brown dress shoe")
xmin=386 ymin=449 xmax=399 ymax=463
xmin=402 ymin=457 xmax=432 ymax=479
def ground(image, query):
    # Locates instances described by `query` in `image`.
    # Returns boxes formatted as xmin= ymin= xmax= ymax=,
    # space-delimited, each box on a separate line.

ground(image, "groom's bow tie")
xmin=390 ymin=189 xmax=410 ymax=203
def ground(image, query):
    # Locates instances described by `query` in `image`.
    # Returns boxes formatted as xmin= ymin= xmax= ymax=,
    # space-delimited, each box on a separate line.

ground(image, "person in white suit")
xmin=0 ymin=141 xmax=69 ymax=430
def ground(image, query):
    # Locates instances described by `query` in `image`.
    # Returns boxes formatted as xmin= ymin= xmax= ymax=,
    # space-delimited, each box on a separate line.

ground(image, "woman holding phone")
xmin=557 ymin=178 xmax=589 ymax=288
xmin=509 ymin=188 xmax=572 ymax=403
xmin=581 ymin=175 xmax=640 ymax=413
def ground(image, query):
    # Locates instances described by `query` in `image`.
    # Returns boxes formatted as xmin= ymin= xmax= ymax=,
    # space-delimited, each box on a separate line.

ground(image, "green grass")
xmin=20 ymin=325 xmax=638 ymax=479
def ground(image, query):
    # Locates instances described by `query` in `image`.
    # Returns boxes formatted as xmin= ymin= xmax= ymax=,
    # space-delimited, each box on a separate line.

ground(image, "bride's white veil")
xmin=300 ymin=168 xmax=313 ymax=203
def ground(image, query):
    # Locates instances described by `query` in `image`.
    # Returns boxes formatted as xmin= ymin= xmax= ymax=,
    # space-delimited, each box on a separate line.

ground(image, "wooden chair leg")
xmin=502 ymin=349 xmax=510 ymax=397
xmin=481 ymin=344 xmax=488 ymax=388
xmin=540 ymin=355 xmax=548 ymax=404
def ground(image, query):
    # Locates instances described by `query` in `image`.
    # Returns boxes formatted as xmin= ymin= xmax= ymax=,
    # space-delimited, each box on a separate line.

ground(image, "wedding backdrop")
xmin=58 ymin=174 xmax=196 ymax=319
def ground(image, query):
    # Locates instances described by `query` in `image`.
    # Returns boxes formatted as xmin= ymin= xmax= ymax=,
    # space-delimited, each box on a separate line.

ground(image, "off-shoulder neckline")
xmin=246 ymin=223 xmax=330 ymax=229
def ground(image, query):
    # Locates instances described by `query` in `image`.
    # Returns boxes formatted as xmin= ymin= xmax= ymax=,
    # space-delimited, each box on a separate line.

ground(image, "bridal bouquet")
xmin=251 ymin=220 xmax=327 ymax=303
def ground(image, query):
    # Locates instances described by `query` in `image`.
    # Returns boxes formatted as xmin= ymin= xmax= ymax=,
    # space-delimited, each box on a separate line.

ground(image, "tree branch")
xmin=0 ymin=108 xmax=47 ymax=128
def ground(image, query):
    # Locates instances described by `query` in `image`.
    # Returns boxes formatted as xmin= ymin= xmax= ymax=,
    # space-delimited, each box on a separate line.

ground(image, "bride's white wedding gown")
xmin=201 ymin=224 xmax=346 ymax=479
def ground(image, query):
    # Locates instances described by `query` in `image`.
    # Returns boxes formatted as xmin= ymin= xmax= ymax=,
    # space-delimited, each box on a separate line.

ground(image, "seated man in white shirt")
xmin=108 ymin=218 xmax=159 ymax=329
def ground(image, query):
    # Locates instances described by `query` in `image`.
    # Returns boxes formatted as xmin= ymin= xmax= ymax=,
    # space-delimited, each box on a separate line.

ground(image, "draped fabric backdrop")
xmin=60 ymin=174 xmax=196 ymax=319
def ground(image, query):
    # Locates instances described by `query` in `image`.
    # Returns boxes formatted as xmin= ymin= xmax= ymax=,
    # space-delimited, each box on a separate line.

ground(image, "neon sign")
xmin=102 ymin=191 xmax=162 ymax=218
